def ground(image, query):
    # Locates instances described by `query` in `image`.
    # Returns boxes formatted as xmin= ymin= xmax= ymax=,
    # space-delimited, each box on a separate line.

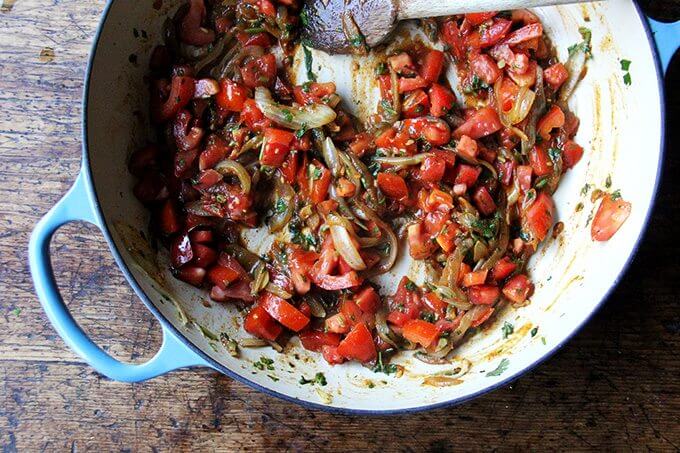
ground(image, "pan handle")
xmin=29 ymin=170 xmax=211 ymax=382
xmin=648 ymin=18 xmax=679 ymax=74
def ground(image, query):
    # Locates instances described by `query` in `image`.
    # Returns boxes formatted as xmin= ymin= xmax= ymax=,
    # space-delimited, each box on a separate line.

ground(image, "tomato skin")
xmin=591 ymin=194 xmax=632 ymax=241
xmin=307 ymin=160 xmax=331 ymax=204
xmin=507 ymin=60 xmax=537 ymax=87
xmin=473 ymin=186 xmax=497 ymax=216
xmin=259 ymin=292 xmax=310 ymax=332
xmin=502 ymin=274 xmax=533 ymax=304
xmin=562 ymin=140 xmax=584 ymax=169
xmin=524 ymin=192 xmax=555 ymax=242
xmin=403 ymin=117 xmax=451 ymax=146
xmin=462 ymin=269 xmax=489 ymax=287
xmin=435 ymin=222 xmax=459 ymax=252
xmin=337 ymin=323 xmax=377 ymax=363
xmin=470 ymin=54 xmax=502 ymax=85
xmin=322 ymin=345 xmax=346 ymax=364
xmin=453 ymin=164 xmax=482 ymax=187
xmin=240 ymin=54 xmax=277 ymax=89
xmin=354 ymin=286 xmax=381 ymax=314
xmin=199 ymin=134 xmax=230 ymax=170
xmin=261 ymin=127 xmax=294 ymax=167
xmin=516 ymin=165 xmax=533 ymax=192
xmin=158 ymin=199 xmax=181 ymax=235
xmin=388 ymin=52 xmax=416 ymax=75
xmin=441 ymin=20 xmax=466 ymax=60
xmin=428 ymin=83 xmax=456 ymax=117
xmin=407 ymin=222 xmax=436 ymax=260
xmin=544 ymin=63 xmax=569 ymax=90
xmin=529 ymin=144 xmax=552 ymax=177
xmin=244 ymin=305 xmax=282 ymax=341
xmin=377 ymin=173 xmax=409 ymax=199
xmin=468 ymin=18 xmax=513 ymax=48
xmin=420 ymin=49 xmax=445 ymax=83
xmin=504 ymin=23 xmax=543 ymax=46
xmin=216 ymin=79 xmax=249 ymax=111
xmin=422 ymin=292 xmax=447 ymax=318
xmin=453 ymin=106 xmax=502 ymax=139
xmin=398 ymin=76 xmax=429 ymax=93
xmin=325 ymin=313 xmax=351 ymax=334
xmin=236 ymin=31 xmax=272 ymax=48
xmin=470 ymin=306 xmax=495 ymax=327
xmin=402 ymin=89 xmax=430 ymax=118
xmin=175 ymin=266 xmax=206 ymax=287
xmin=468 ymin=285 xmax=501 ymax=305
xmin=537 ymin=105 xmax=565 ymax=140
xmin=419 ymin=155 xmax=446 ymax=183
xmin=456 ymin=134 xmax=479 ymax=159
xmin=299 ymin=331 xmax=341 ymax=352
xmin=402 ymin=319 xmax=440 ymax=348
xmin=192 ymin=243 xmax=218 ymax=268
xmin=180 ymin=0 xmax=215 ymax=46
xmin=241 ymin=99 xmax=272 ymax=132
xmin=466 ymin=11 xmax=498 ymax=25
xmin=152 ymin=76 xmax=195 ymax=124
xmin=387 ymin=310 xmax=411 ymax=327
xmin=491 ymin=257 xmax=517 ymax=281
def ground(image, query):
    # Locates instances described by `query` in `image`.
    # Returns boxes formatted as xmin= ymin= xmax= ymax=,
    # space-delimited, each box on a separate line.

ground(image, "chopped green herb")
xmin=215 ymin=193 xmax=227 ymax=204
xmin=375 ymin=62 xmax=387 ymax=75
xmin=302 ymin=45 xmax=317 ymax=82
xmin=472 ymin=213 xmax=500 ymax=240
xmin=301 ymin=81 xmax=313 ymax=93
xmin=620 ymin=59 xmax=631 ymax=71
xmin=534 ymin=177 xmax=549 ymax=189
xmin=245 ymin=27 xmax=265 ymax=34
xmin=463 ymin=74 xmax=489 ymax=94
xmin=531 ymin=326 xmax=539 ymax=337
xmin=281 ymin=109 xmax=294 ymax=123
xmin=502 ymin=322 xmax=514 ymax=339
xmin=11 ymin=307 xmax=21 ymax=316
xmin=268 ymin=374 xmax=280 ymax=382
xmin=568 ymin=27 xmax=592 ymax=58
xmin=580 ymin=183 xmax=591 ymax=196
xmin=254 ymin=356 xmax=275 ymax=371
xmin=541 ymin=336 xmax=547 ymax=345
xmin=380 ymin=99 xmax=396 ymax=116
xmin=548 ymin=147 xmax=562 ymax=163
xmin=299 ymin=372 xmax=327 ymax=386
xmin=373 ymin=351 xmax=398 ymax=375
xmin=575 ymin=202 xmax=584 ymax=212
xmin=623 ymin=72 xmax=632 ymax=86
xmin=610 ymin=189 xmax=622 ymax=200
xmin=197 ymin=324 xmax=218 ymax=341
xmin=309 ymin=164 xmax=322 ymax=180
xmin=405 ymin=280 xmax=418 ymax=292
xmin=421 ymin=311 xmax=436 ymax=323
xmin=486 ymin=358 xmax=510 ymax=377
xmin=295 ymin=123 xmax=308 ymax=139
xmin=605 ymin=175 xmax=612 ymax=188
xmin=220 ymin=332 xmax=239 ymax=357
xmin=349 ymin=34 xmax=365 ymax=48
xmin=299 ymin=8 xmax=309 ymax=26
xmin=274 ymin=198 xmax=288 ymax=214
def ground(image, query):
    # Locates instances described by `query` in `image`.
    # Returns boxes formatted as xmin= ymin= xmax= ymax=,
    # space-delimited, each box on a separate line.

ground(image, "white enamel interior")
xmin=86 ymin=0 xmax=663 ymax=412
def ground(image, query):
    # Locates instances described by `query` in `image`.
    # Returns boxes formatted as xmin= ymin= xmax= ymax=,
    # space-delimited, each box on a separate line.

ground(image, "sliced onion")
xmin=431 ymin=285 xmax=473 ymax=310
xmin=250 ymin=260 xmax=270 ymax=296
xmin=265 ymin=283 xmax=293 ymax=299
xmin=374 ymin=153 xmax=432 ymax=166
xmin=303 ymin=294 xmax=327 ymax=318
xmin=480 ymin=197 xmax=509 ymax=272
xmin=440 ymin=238 xmax=473 ymax=289
xmin=375 ymin=309 xmax=399 ymax=347
xmin=215 ymin=159 xmax=251 ymax=193
xmin=390 ymin=67 xmax=401 ymax=119
xmin=448 ymin=305 xmax=483 ymax=345
xmin=346 ymin=152 xmax=379 ymax=209
xmin=255 ymin=87 xmax=336 ymax=129
xmin=223 ymin=245 xmax=262 ymax=273
xmin=496 ymin=79 xmax=535 ymax=126
xmin=352 ymin=200 xmax=398 ymax=276
xmin=240 ymin=338 xmax=268 ymax=347
xmin=328 ymin=215 xmax=366 ymax=270
xmin=268 ymin=178 xmax=295 ymax=233
xmin=445 ymin=146 xmax=498 ymax=180
xmin=521 ymin=66 xmax=545 ymax=155
xmin=322 ymin=137 xmax=342 ymax=177
xmin=357 ymin=236 xmax=382 ymax=248
xmin=193 ymin=32 xmax=234 ymax=74
xmin=559 ymin=46 xmax=587 ymax=105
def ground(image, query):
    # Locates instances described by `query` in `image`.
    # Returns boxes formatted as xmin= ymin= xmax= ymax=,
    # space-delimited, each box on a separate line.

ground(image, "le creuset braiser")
xmin=29 ymin=0 xmax=678 ymax=414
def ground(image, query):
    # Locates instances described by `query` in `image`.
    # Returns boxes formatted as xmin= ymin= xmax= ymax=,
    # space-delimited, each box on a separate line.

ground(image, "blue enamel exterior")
xmin=28 ymin=2 xmax=678 ymax=413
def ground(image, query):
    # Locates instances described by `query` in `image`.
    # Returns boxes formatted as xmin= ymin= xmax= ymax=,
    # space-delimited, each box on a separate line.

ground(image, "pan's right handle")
xmin=29 ymin=170 xmax=211 ymax=382
xmin=648 ymin=18 xmax=680 ymax=74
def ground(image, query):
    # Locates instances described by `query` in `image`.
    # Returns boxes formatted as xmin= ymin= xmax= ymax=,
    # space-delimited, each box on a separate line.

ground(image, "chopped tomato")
xmin=337 ymin=323 xmax=377 ymax=363
xmin=563 ymin=140 xmax=584 ymax=169
xmin=241 ymin=99 xmax=272 ymax=132
xmin=429 ymin=83 xmax=456 ymax=117
xmin=152 ymin=75 xmax=195 ymax=124
xmin=466 ymin=11 xmax=498 ymax=25
xmin=524 ymin=192 xmax=555 ymax=242
xmin=240 ymin=54 xmax=276 ymax=88
xmin=216 ymin=79 xmax=248 ymax=111
xmin=262 ymin=127 xmax=294 ymax=167
xmin=453 ymin=106 xmax=502 ymax=139
xmin=299 ymin=331 xmax=341 ymax=352
xmin=516 ymin=165 xmax=533 ymax=191
xmin=544 ymin=63 xmax=569 ymax=90
xmin=175 ymin=266 xmax=206 ymax=286
xmin=192 ymin=243 xmax=217 ymax=268
xmin=280 ymin=150 xmax=299 ymax=185
xmin=306 ymin=160 xmax=332 ymax=204
xmin=467 ymin=18 xmax=512 ymax=48
xmin=403 ymin=117 xmax=451 ymax=146
xmin=453 ymin=164 xmax=482 ymax=187
xmin=591 ymin=194 xmax=631 ymax=241
xmin=529 ymin=144 xmax=552 ymax=177
xmin=402 ymin=89 xmax=430 ymax=118
xmin=456 ymin=134 xmax=479 ymax=159
xmin=236 ymin=31 xmax=272 ymax=48
xmin=419 ymin=155 xmax=446 ymax=183
xmin=288 ymin=247 xmax=318 ymax=294
xmin=420 ymin=49 xmax=445 ymax=83
xmin=407 ymin=222 xmax=435 ymax=260
xmin=321 ymin=345 xmax=345 ymax=364
xmin=387 ymin=310 xmax=411 ymax=327
xmin=354 ymin=286 xmax=381 ymax=313
xmin=502 ymin=274 xmax=533 ymax=304
xmin=180 ymin=0 xmax=215 ymax=46
xmin=470 ymin=306 xmax=495 ymax=327
xmin=403 ymin=319 xmax=439 ymax=348
xmin=504 ymin=23 xmax=543 ymax=46
xmin=259 ymin=291 xmax=310 ymax=332
xmin=422 ymin=292 xmax=447 ymax=318
xmin=325 ymin=313 xmax=351 ymax=334
xmin=537 ymin=105 xmax=565 ymax=140
xmin=462 ymin=269 xmax=489 ymax=287
xmin=491 ymin=257 xmax=517 ymax=281
xmin=348 ymin=132 xmax=374 ymax=157
xmin=436 ymin=222 xmax=459 ymax=253
xmin=388 ymin=52 xmax=416 ymax=75
xmin=470 ymin=54 xmax=502 ymax=85
xmin=468 ymin=285 xmax=501 ymax=305
xmin=441 ymin=20 xmax=465 ymax=60
xmin=398 ymin=76 xmax=429 ymax=93
xmin=377 ymin=173 xmax=408 ymax=199
xmin=507 ymin=60 xmax=537 ymax=87
xmin=244 ymin=305 xmax=282 ymax=341
xmin=158 ymin=200 xmax=181 ymax=235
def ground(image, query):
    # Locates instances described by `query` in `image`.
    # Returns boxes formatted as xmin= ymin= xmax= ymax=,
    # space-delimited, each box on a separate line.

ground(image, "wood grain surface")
xmin=1 ymin=1 xmax=678 ymax=451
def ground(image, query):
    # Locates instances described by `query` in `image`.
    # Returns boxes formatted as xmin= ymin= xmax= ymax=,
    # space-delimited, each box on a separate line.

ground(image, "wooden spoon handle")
xmin=397 ymin=0 xmax=600 ymax=20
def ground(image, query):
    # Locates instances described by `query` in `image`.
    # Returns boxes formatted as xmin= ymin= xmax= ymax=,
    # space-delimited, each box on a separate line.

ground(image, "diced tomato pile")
xmin=129 ymin=1 xmax=630 ymax=370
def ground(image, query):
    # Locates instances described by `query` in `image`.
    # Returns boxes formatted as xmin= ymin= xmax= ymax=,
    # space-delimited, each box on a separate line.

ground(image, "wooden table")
xmin=1 ymin=1 xmax=678 ymax=450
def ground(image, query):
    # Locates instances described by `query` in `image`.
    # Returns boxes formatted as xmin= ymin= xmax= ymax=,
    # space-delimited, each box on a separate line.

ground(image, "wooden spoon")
xmin=301 ymin=0 xmax=598 ymax=54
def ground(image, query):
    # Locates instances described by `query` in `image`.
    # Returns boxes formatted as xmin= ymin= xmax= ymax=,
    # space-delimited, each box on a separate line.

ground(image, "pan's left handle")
xmin=29 ymin=170 xmax=211 ymax=382
xmin=648 ymin=18 xmax=679 ymax=74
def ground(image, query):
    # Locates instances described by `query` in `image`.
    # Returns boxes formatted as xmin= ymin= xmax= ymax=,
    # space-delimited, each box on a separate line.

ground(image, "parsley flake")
xmin=486 ymin=358 xmax=510 ymax=377
xmin=502 ymin=322 xmax=514 ymax=339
